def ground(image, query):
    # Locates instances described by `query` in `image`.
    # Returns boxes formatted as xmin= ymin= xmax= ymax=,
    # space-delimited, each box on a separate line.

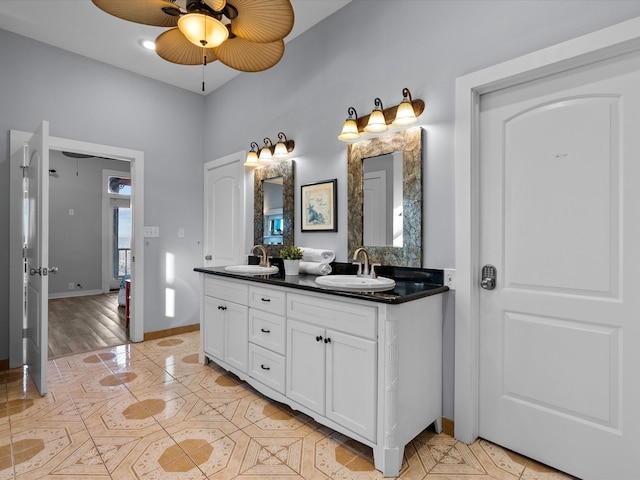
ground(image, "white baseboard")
xmin=48 ymin=289 xmax=105 ymax=299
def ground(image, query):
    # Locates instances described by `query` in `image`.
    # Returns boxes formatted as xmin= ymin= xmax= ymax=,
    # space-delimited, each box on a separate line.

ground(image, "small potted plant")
xmin=280 ymin=245 xmax=304 ymax=276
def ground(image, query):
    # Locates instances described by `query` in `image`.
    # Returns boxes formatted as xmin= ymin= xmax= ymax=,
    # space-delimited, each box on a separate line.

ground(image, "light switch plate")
xmin=444 ymin=268 xmax=456 ymax=290
xmin=144 ymin=226 xmax=160 ymax=237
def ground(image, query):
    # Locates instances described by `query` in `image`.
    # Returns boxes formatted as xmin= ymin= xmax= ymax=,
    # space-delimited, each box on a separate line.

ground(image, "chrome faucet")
xmin=352 ymin=247 xmax=370 ymax=277
xmin=251 ymin=245 xmax=270 ymax=267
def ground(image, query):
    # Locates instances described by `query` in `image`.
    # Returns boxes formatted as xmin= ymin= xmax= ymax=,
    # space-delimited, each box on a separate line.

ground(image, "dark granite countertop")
xmin=194 ymin=262 xmax=449 ymax=305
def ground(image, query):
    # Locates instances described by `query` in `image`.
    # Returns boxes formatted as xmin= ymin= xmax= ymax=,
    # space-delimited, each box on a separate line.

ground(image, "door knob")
xmin=48 ymin=266 xmax=59 ymax=274
xmin=480 ymin=264 xmax=497 ymax=290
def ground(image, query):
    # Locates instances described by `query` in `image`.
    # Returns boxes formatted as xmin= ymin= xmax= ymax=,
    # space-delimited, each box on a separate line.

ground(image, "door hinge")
xmin=21 ymin=144 xmax=28 ymax=176
xmin=22 ymin=328 xmax=28 ymax=339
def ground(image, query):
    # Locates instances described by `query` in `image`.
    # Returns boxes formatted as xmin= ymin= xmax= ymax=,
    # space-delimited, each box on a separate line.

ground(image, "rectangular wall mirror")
xmin=347 ymin=127 xmax=423 ymax=267
xmin=254 ymin=159 xmax=295 ymax=258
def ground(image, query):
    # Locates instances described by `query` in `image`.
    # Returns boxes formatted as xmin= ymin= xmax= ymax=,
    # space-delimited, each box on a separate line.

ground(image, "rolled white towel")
xmin=299 ymin=261 xmax=332 ymax=275
xmin=299 ymin=247 xmax=335 ymax=263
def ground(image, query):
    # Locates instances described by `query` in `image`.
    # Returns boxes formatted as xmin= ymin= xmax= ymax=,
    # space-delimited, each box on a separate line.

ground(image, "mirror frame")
xmin=254 ymin=159 xmax=295 ymax=257
xmin=347 ymin=127 xmax=423 ymax=267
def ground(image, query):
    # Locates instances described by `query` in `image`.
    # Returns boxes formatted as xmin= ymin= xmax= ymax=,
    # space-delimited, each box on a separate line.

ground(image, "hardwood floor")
xmin=48 ymin=292 xmax=129 ymax=359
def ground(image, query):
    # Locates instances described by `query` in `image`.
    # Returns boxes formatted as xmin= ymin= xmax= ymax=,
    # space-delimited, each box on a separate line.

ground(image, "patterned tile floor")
xmin=0 ymin=331 xmax=578 ymax=479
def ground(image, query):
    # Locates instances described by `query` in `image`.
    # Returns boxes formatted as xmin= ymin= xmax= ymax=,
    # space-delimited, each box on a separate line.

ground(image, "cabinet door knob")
xmin=324 ymin=337 xmax=331 ymax=344
xmin=316 ymin=335 xmax=323 ymax=342
xmin=260 ymin=364 xmax=270 ymax=371
xmin=261 ymin=328 xmax=271 ymax=333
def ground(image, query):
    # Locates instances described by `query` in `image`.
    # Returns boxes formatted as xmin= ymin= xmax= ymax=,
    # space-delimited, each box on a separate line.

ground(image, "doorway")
xmin=45 ymin=154 xmax=132 ymax=358
xmin=9 ymin=128 xmax=145 ymax=370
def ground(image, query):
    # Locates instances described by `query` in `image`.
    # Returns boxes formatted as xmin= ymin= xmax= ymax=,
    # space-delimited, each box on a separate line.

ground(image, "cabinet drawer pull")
xmin=324 ymin=337 xmax=331 ymax=344
xmin=316 ymin=335 xmax=323 ymax=342
xmin=261 ymin=328 xmax=271 ymax=333
xmin=217 ymin=305 xmax=227 ymax=311
xmin=261 ymin=297 xmax=271 ymax=302
xmin=260 ymin=364 xmax=271 ymax=371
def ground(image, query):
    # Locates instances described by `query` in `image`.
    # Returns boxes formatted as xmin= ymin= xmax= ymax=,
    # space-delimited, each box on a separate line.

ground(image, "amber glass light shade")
xmin=364 ymin=109 xmax=388 ymax=133
xmin=338 ymin=118 xmax=360 ymax=141
xmin=259 ymin=146 xmax=273 ymax=163
xmin=273 ymin=141 xmax=289 ymax=159
xmin=244 ymin=150 xmax=260 ymax=167
xmin=393 ymin=100 xmax=417 ymax=126
xmin=178 ymin=13 xmax=228 ymax=48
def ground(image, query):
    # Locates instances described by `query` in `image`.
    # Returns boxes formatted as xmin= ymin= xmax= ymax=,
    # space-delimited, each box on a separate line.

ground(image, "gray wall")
xmin=0 ymin=28 xmax=205 ymax=361
xmin=48 ymin=151 xmax=130 ymax=295
xmin=202 ymin=1 xmax=640 ymax=420
xmin=3 ymin=0 xmax=640 ymax=421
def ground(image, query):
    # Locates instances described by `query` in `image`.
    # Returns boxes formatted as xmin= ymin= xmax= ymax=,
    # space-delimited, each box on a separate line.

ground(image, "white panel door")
xmin=479 ymin=52 xmax=640 ymax=479
xmin=203 ymin=152 xmax=245 ymax=266
xmin=363 ymin=170 xmax=387 ymax=246
xmin=25 ymin=121 xmax=50 ymax=396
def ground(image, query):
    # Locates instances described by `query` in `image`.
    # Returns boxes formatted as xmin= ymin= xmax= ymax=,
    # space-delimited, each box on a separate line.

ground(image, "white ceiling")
xmin=0 ymin=0 xmax=351 ymax=94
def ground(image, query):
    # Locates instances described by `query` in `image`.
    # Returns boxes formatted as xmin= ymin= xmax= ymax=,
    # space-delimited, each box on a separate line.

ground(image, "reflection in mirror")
xmin=362 ymin=152 xmax=403 ymax=247
xmin=348 ymin=127 xmax=422 ymax=267
xmin=254 ymin=160 xmax=295 ymax=258
xmin=263 ymin=177 xmax=283 ymax=245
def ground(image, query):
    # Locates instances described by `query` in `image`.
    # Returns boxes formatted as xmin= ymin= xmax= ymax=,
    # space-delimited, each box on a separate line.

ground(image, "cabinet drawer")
xmin=205 ymin=276 xmax=248 ymax=304
xmin=287 ymin=293 xmax=377 ymax=339
xmin=249 ymin=309 xmax=286 ymax=355
xmin=248 ymin=344 xmax=285 ymax=394
xmin=249 ymin=286 xmax=286 ymax=315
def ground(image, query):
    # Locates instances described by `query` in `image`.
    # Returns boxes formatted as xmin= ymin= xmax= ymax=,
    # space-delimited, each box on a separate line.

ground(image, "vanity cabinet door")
xmin=224 ymin=301 xmax=249 ymax=372
xmin=286 ymin=319 xmax=326 ymax=413
xmin=203 ymin=295 xmax=224 ymax=361
xmin=203 ymin=295 xmax=248 ymax=373
xmin=326 ymin=329 xmax=377 ymax=441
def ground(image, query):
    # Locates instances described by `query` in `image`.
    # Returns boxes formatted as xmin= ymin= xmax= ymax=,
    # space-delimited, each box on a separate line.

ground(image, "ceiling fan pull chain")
xmin=202 ymin=54 xmax=207 ymax=92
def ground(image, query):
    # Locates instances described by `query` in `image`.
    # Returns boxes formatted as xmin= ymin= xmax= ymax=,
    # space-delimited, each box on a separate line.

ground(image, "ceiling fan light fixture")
xmin=178 ymin=13 xmax=228 ymax=48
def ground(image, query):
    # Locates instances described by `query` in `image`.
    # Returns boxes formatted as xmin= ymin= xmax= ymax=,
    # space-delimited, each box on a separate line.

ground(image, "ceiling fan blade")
xmin=155 ymin=28 xmax=219 ymax=65
xmin=203 ymin=0 xmax=226 ymax=12
xmin=228 ymin=0 xmax=294 ymax=43
xmin=212 ymin=37 xmax=284 ymax=72
xmin=92 ymin=0 xmax=181 ymax=27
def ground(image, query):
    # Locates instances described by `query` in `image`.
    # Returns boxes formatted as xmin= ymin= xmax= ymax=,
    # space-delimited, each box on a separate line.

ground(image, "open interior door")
xmin=25 ymin=121 xmax=50 ymax=396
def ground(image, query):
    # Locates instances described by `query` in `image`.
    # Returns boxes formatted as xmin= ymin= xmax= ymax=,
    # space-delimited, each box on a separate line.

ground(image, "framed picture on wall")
xmin=301 ymin=179 xmax=338 ymax=232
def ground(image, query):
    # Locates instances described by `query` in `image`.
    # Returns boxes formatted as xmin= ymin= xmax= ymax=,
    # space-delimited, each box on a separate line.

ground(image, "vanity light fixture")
xmin=392 ymin=88 xmax=418 ymax=126
xmin=259 ymin=138 xmax=274 ymax=163
xmin=245 ymin=133 xmax=296 ymax=167
xmin=364 ymin=98 xmax=388 ymax=134
xmin=244 ymin=142 xmax=260 ymax=167
xmin=273 ymin=132 xmax=295 ymax=159
xmin=338 ymin=87 xmax=425 ymax=142
xmin=338 ymin=107 xmax=360 ymax=142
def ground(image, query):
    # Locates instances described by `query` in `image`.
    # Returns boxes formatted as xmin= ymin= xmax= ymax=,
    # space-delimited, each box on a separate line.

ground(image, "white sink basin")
xmin=315 ymin=275 xmax=396 ymax=292
xmin=224 ymin=265 xmax=279 ymax=275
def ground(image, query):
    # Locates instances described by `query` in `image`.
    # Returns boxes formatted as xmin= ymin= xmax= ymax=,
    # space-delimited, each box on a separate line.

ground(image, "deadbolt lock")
xmin=481 ymin=264 xmax=497 ymax=290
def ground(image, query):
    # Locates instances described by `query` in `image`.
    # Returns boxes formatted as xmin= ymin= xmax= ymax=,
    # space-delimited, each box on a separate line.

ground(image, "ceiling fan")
xmin=92 ymin=0 xmax=294 ymax=73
